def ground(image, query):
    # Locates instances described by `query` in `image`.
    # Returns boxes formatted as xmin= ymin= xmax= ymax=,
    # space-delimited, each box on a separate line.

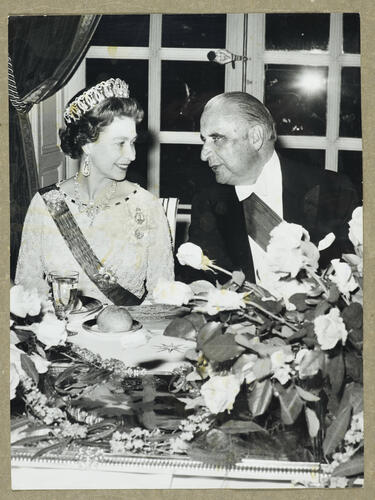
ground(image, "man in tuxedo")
xmin=184 ymin=91 xmax=359 ymax=284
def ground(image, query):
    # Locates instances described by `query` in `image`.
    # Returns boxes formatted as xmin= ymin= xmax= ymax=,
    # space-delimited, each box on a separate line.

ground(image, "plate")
xmin=70 ymin=296 xmax=102 ymax=316
xmin=82 ymin=317 xmax=143 ymax=337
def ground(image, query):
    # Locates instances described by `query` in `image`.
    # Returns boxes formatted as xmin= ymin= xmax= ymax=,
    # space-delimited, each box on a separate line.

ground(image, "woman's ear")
xmin=248 ymin=125 xmax=265 ymax=151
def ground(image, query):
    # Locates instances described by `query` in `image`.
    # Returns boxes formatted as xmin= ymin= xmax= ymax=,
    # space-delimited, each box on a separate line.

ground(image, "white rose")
xmin=10 ymin=285 xmax=42 ymax=318
xmin=329 ymin=259 xmax=358 ymax=297
xmin=10 ymin=344 xmax=25 ymax=373
xmin=271 ymin=348 xmax=294 ymax=385
xmin=348 ymin=206 xmax=363 ymax=248
xmin=176 ymin=242 xmax=212 ymax=270
xmin=314 ymin=308 xmax=348 ymax=350
xmin=270 ymin=221 xmax=309 ymax=249
xmin=32 ymin=313 xmax=67 ymax=349
xmin=29 ymin=353 xmax=51 ymax=374
xmin=267 ymin=223 xmax=319 ymax=278
xmin=10 ymin=363 xmax=20 ymax=400
xmin=201 ymin=374 xmax=241 ymax=414
xmin=195 ymin=288 xmax=246 ymax=315
xmin=153 ymin=279 xmax=194 ymax=306
xmin=274 ymin=279 xmax=313 ymax=311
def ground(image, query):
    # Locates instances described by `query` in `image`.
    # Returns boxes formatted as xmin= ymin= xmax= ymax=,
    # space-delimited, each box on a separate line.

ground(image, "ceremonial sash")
xmin=39 ymin=184 xmax=144 ymax=306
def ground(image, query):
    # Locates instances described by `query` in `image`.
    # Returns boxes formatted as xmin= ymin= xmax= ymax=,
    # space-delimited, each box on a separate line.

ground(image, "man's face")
xmin=200 ymin=106 xmax=258 ymax=185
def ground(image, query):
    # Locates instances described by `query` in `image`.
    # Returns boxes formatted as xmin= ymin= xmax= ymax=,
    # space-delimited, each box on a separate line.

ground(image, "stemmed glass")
xmin=48 ymin=271 xmax=79 ymax=328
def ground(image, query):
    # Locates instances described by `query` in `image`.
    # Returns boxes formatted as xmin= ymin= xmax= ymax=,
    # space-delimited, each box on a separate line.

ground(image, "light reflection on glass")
xmin=296 ymin=70 xmax=326 ymax=95
xmin=265 ymin=64 xmax=328 ymax=136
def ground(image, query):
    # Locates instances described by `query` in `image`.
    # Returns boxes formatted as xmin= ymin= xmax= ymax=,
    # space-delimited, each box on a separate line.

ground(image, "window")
xmin=260 ymin=13 xmax=361 ymax=194
xmin=63 ymin=13 xmax=362 ymax=218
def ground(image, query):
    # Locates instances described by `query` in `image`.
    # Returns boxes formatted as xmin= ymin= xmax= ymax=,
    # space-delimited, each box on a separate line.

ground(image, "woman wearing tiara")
xmin=15 ymin=78 xmax=174 ymax=305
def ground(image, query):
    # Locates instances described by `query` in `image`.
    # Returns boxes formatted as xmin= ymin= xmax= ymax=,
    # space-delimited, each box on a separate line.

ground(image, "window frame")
xmin=62 ymin=12 xmax=361 ymax=199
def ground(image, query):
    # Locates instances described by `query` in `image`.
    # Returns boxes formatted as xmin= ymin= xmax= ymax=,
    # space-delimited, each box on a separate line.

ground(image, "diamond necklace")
xmin=74 ymin=173 xmax=117 ymax=224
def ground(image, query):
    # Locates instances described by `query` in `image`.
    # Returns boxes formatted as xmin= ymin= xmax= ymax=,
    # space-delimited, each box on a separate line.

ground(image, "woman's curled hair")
xmin=59 ymin=96 xmax=144 ymax=159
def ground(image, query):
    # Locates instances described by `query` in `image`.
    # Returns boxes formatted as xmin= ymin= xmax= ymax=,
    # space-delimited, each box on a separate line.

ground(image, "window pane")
xmin=338 ymin=150 xmax=363 ymax=201
xmin=161 ymin=61 xmax=225 ymax=131
xmin=86 ymin=59 xmax=149 ymax=130
xmin=265 ymin=65 xmax=328 ymax=136
xmin=277 ymin=149 xmax=325 ymax=170
xmin=340 ymin=67 xmax=361 ymax=138
xmin=162 ymin=14 xmax=226 ymax=48
xmin=343 ymin=13 xmax=360 ymax=54
xmin=265 ymin=14 xmax=330 ymax=51
xmin=90 ymin=15 xmax=149 ymax=46
xmin=160 ymin=144 xmax=214 ymax=204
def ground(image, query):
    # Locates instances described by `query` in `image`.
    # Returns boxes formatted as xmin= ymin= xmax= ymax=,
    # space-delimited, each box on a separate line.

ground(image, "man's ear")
xmin=248 ymin=125 xmax=265 ymax=151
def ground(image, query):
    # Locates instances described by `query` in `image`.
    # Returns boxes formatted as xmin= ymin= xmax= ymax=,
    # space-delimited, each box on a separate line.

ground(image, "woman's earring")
xmin=82 ymin=155 xmax=91 ymax=177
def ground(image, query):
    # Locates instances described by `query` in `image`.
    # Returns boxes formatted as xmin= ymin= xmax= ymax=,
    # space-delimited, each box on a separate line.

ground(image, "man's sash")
xmin=241 ymin=193 xmax=283 ymax=251
xmin=39 ymin=184 xmax=144 ymax=306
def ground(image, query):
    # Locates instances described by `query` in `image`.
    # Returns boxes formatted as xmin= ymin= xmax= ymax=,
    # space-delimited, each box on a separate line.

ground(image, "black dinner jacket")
xmin=179 ymin=154 xmax=359 ymax=284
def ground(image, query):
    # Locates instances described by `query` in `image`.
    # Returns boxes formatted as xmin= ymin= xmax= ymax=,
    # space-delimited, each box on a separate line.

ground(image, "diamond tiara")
xmin=63 ymin=78 xmax=130 ymax=124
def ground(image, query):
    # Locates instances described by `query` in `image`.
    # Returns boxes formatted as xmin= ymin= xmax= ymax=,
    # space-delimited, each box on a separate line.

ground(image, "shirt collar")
xmin=235 ymin=151 xmax=280 ymax=202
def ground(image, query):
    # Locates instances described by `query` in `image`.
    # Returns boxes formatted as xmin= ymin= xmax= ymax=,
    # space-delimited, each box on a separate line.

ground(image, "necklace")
xmin=74 ymin=173 xmax=117 ymax=224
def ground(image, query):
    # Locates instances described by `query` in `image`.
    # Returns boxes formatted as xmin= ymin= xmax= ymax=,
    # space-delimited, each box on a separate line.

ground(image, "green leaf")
xmin=184 ymin=312 xmax=207 ymax=330
xmin=276 ymin=384 xmax=304 ymax=425
xmin=247 ymin=379 xmax=273 ymax=417
xmin=327 ymin=350 xmax=345 ymax=395
xmin=199 ymin=329 xmax=245 ymax=362
xmin=348 ymin=383 xmax=363 ymax=414
xmin=197 ymin=322 xmax=223 ymax=350
xmin=252 ymin=358 xmax=272 ymax=380
xmin=332 ymin=453 xmax=364 ymax=477
xmin=278 ymin=325 xmax=295 ymax=338
xmin=314 ymin=300 xmax=331 ymax=318
xmin=219 ymin=420 xmax=267 ymax=434
xmin=327 ymin=284 xmax=340 ymax=303
xmin=344 ymin=351 xmax=363 ymax=384
xmin=164 ymin=317 xmax=197 ymax=340
xmin=295 ymin=386 xmax=320 ymax=402
xmin=305 ymin=407 xmax=320 ymax=438
xmin=342 ymin=303 xmax=363 ymax=330
xmin=20 ymin=354 xmax=39 ymax=385
xmin=288 ymin=293 xmax=308 ymax=312
xmin=323 ymin=405 xmax=352 ymax=456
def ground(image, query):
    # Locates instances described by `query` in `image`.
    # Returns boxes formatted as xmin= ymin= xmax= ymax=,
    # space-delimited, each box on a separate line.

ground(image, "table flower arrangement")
xmin=156 ymin=206 xmax=364 ymax=487
xmin=9 ymin=207 xmax=363 ymax=488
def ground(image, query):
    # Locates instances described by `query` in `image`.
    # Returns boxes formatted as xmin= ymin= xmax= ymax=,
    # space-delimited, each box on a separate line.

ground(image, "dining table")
xmin=11 ymin=302 xmax=328 ymax=490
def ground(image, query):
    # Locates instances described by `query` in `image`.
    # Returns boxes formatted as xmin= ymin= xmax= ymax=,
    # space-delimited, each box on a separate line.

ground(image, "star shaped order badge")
xmin=155 ymin=342 xmax=185 ymax=354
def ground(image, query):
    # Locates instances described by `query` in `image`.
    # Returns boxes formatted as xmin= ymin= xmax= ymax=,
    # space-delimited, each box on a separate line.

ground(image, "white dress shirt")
xmin=235 ymin=151 xmax=283 ymax=285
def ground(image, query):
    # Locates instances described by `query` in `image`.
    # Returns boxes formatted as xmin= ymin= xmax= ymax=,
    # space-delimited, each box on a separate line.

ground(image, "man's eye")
xmin=212 ymin=136 xmax=223 ymax=143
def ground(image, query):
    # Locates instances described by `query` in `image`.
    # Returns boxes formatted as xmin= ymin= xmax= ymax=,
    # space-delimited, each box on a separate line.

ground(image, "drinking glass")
xmin=49 ymin=271 xmax=79 ymax=321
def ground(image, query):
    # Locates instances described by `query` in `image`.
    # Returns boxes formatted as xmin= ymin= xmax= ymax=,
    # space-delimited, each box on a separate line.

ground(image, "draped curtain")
xmin=9 ymin=15 xmax=101 ymax=279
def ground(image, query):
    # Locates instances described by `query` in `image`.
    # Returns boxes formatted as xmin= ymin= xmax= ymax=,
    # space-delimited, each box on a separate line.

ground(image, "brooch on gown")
xmin=93 ymin=265 xmax=118 ymax=289
xmin=42 ymin=189 xmax=66 ymax=216
xmin=134 ymin=207 xmax=145 ymax=239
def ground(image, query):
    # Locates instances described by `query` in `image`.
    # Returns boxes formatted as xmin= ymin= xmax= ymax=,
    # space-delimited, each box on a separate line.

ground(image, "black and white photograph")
xmin=8 ymin=12 xmax=364 ymax=490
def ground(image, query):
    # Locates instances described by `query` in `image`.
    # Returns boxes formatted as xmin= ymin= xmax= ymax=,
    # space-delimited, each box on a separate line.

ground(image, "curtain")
xmin=9 ymin=15 xmax=101 ymax=280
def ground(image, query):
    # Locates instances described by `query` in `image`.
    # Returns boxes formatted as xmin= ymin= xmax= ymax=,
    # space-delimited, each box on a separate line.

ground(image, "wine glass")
xmin=49 ymin=271 xmax=79 ymax=323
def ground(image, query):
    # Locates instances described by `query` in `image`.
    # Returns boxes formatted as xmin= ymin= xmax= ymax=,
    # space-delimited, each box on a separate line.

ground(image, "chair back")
xmin=159 ymin=197 xmax=179 ymax=248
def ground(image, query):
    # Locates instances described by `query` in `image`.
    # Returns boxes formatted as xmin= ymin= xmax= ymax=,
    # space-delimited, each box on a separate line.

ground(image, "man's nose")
xmin=200 ymin=142 xmax=211 ymax=162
